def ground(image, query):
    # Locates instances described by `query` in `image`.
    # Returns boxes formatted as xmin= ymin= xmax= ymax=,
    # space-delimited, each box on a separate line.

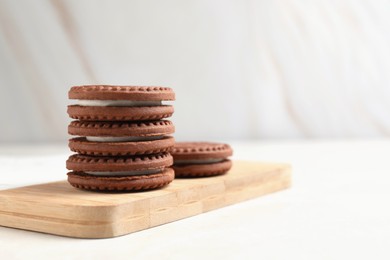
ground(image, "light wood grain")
xmin=0 ymin=161 xmax=291 ymax=238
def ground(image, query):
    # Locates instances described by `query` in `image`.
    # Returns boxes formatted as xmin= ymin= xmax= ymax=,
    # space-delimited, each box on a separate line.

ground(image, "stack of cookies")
xmin=66 ymin=85 xmax=175 ymax=191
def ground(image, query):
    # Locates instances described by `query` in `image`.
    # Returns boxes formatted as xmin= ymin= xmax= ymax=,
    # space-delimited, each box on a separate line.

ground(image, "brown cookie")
xmin=69 ymin=85 xmax=175 ymax=101
xmin=69 ymin=136 xmax=175 ymax=156
xmin=67 ymin=168 xmax=174 ymax=191
xmin=66 ymin=152 xmax=173 ymax=172
xmin=173 ymin=160 xmax=232 ymax=177
xmin=171 ymin=142 xmax=233 ymax=178
xmin=68 ymin=85 xmax=175 ymax=121
xmin=171 ymin=142 xmax=233 ymax=160
xmin=68 ymin=120 xmax=174 ymax=155
xmin=67 ymin=105 xmax=174 ymax=121
xmin=68 ymin=120 xmax=174 ymax=137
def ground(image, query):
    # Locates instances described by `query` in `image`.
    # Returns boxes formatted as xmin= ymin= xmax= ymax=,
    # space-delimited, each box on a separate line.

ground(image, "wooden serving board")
xmin=0 ymin=161 xmax=291 ymax=238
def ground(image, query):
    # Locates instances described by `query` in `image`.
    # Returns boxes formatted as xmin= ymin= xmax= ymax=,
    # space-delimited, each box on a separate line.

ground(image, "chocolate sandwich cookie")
xmin=67 ymin=85 xmax=175 ymax=121
xmin=66 ymin=152 xmax=174 ymax=191
xmin=68 ymin=168 xmax=174 ymax=191
xmin=68 ymin=120 xmax=175 ymax=156
xmin=171 ymin=142 xmax=233 ymax=177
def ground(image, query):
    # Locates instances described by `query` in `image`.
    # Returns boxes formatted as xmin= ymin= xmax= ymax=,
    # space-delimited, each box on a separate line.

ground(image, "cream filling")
xmin=75 ymin=100 xmax=162 ymax=107
xmin=174 ymin=158 xmax=225 ymax=165
xmin=86 ymin=135 xmax=164 ymax=142
xmin=85 ymin=168 xmax=162 ymax=176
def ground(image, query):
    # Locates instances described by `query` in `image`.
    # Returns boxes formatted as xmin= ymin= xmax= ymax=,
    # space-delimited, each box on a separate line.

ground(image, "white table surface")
xmin=1 ymin=140 xmax=390 ymax=259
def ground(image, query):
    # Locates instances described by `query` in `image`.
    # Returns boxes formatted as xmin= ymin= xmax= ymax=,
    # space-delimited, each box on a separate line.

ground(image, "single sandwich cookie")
xmin=68 ymin=120 xmax=175 ymax=156
xmin=66 ymin=152 xmax=174 ymax=191
xmin=68 ymin=168 xmax=174 ymax=191
xmin=68 ymin=85 xmax=175 ymax=121
xmin=171 ymin=142 xmax=233 ymax=178
xmin=66 ymin=152 xmax=172 ymax=173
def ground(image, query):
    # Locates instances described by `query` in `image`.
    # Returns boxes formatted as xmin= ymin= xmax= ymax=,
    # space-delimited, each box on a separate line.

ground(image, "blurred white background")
xmin=1 ymin=0 xmax=390 ymax=143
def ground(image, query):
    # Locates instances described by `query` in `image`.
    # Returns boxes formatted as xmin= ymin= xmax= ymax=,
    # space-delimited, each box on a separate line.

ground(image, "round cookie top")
xmin=171 ymin=142 xmax=233 ymax=160
xmin=66 ymin=152 xmax=173 ymax=172
xmin=69 ymin=85 xmax=175 ymax=101
xmin=68 ymin=120 xmax=174 ymax=137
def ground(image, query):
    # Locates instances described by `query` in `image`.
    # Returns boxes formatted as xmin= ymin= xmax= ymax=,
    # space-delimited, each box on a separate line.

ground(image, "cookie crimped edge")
xmin=173 ymin=160 xmax=232 ymax=178
xmin=68 ymin=120 xmax=174 ymax=137
xmin=69 ymin=136 xmax=175 ymax=156
xmin=66 ymin=152 xmax=173 ymax=172
xmin=69 ymin=85 xmax=175 ymax=101
xmin=67 ymin=167 xmax=174 ymax=191
xmin=67 ymin=105 xmax=174 ymax=121
xmin=171 ymin=142 xmax=233 ymax=160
